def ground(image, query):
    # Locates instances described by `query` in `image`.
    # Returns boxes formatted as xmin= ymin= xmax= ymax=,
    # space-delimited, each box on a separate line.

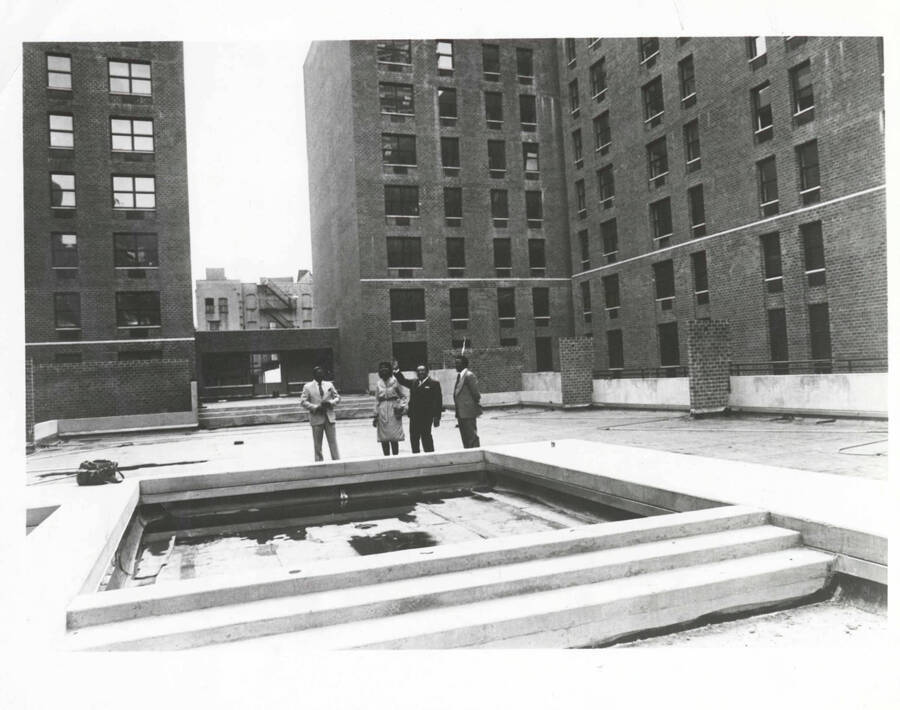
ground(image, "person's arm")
xmin=328 ymin=383 xmax=341 ymax=407
xmin=393 ymin=369 xmax=414 ymax=388
xmin=299 ymin=385 xmax=317 ymax=412
xmin=467 ymin=372 xmax=481 ymax=405
xmin=431 ymin=380 xmax=443 ymax=426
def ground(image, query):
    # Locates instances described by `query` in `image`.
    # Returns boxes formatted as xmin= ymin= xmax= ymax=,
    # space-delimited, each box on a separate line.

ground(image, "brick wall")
xmin=441 ymin=346 xmax=523 ymax=393
xmin=32 ymin=358 xmax=194 ymax=422
xmin=687 ymin=319 xmax=731 ymax=414
xmin=26 ymin=359 xmax=35 ymax=442
xmin=559 ymin=336 xmax=593 ymax=406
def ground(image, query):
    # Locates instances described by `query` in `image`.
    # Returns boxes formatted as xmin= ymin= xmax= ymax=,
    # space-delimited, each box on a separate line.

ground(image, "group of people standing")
xmin=298 ymin=356 xmax=482 ymax=462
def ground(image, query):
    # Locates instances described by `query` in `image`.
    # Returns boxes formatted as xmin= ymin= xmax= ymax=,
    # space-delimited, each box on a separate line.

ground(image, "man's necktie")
xmin=318 ymin=382 xmax=324 ymax=398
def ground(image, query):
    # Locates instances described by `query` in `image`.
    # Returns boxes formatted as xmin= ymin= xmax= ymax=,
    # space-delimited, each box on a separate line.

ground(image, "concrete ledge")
xmin=35 ymin=410 xmax=199 ymax=440
xmin=728 ymin=405 xmax=887 ymax=420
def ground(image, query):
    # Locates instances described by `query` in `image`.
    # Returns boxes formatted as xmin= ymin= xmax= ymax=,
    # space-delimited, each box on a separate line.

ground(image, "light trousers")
xmin=311 ymin=422 xmax=340 ymax=461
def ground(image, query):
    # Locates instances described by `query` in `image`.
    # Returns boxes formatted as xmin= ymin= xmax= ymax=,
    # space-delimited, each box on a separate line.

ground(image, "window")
xmin=578 ymin=229 xmax=591 ymax=270
xmin=601 ymin=219 xmax=618 ymax=263
xmin=575 ymin=179 xmax=586 ymax=216
xmin=790 ymin=60 xmax=814 ymax=122
xmin=751 ymin=82 xmax=774 ymax=141
xmin=516 ymin=47 xmax=534 ymax=79
xmin=796 ymin=140 xmax=820 ymax=204
xmin=441 ymin=137 xmax=460 ymax=169
xmin=767 ymin=308 xmax=789 ymax=372
xmin=597 ymin=165 xmax=615 ymax=205
xmin=522 ymin=142 xmax=539 ymax=175
xmin=54 ymin=293 xmax=81 ymax=331
xmin=51 ymin=233 xmax=78 ymax=268
xmin=688 ymin=184 xmax=706 ymax=237
xmin=528 ymin=239 xmax=546 ymax=276
xmin=593 ymin=111 xmax=611 ymax=152
xmin=207 ymin=320 xmax=220 ymax=331
xmin=679 ymin=55 xmax=696 ymax=105
xmin=108 ymin=60 xmax=152 ymax=95
xmin=760 ymin=232 xmax=783 ymax=293
xmin=565 ymin=38 xmax=577 ymax=65
xmin=444 ymin=187 xmax=462 ymax=220
xmin=50 ymin=173 xmax=76 ymax=208
xmin=485 ymin=91 xmax=504 ymax=125
xmin=580 ymin=281 xmax=592 ymax=323
xmin=55 ymin=352 xmax=82 ymax=364
xmin=218 ymin=297 xmax=229 ymax=315
xmin=500 ymin=337 xmax=518 ymax=347
xmin=535 ymin=336 xmax=554 ymax=371
xmin=113 ymin=175 xmax=156 ymax=209
xmin=376 ymin=40 xmax=411 ymax=65
xmin=747 ymin=36 xmax=766 ymax=60
xmin=639 ymin=37 xmax=660 ymax=64
xmin=483 ymin=44 xmax=500 ymax=78
xmin=801 ymin=222 xmax=826 ymax=286
xmin=603 ymin=273 xmax=620 ymax=309
xmin=491 ymin=189 xmax=509 ymax=222
xmin=386 ymin=236 xmax=422 ymax=268
xmin=642 ymin=76 xmax=664 ymax=123
xmin=114 ymin=233 xmax=158 ymax=267
xmin=808 ymin=303 xmax=832 ymax=363
xmin=757 ymin=157 xmax=779 ymax=215
xmin=382 ymin=133 xmax=416 ymax=166
xmin=111 ymin=117 xmax=154 ymax=152
xmin=647 ymin=137 xmax=668 ymax=184
xmin=653 ymin=260 xmax=675 ymax=303
xmin=691 ymin=251 xmax=709 ymax=304
xmin=49 ymin=114 xmax=74 ymax=148
xmin=450 ymin=289 xmax=469 ymax=327
xmin=384 ymin=185 xmax=419 ymax=216
xmin=607 ymin=330 xmax=624 ymax=369
xmin=446 ymin=238 xmax=466 ymax=270
xmin=532 ymin=287 xmax=550 ymax=325
xmin=488 ymin=140 xmax=506 ymax=173
xmin=498 ymin=287 xmax=516 ymax=323
xmin=649 ymin=198 xmax=673 ymax=246
xmin=569 ymin=78 xmax=580 ymax=114
xmin=118 ymin=350 xmax=162 ymax=361
xmin=205 ymin=298 xmax=215 ymax=315
xmin=116 ymin=291 xmax=161 ymax=328
xmin=526 ymin=191 xmax=543 ymax=226
xmin=785 ymin=36 xmax=808 ymax=52
xmin=389 ymin=289 xmax=425 ymax=321
xmin=393 ymin=342 xmax=428 ymax=371
xmin=590 ymin=58 xmax=607 ymax=98
xmin=519 ymin=94 xmax=537 ymax=129
xmin=588 ymin=38 xmax=602 ymax=49
xmin=494 ymin=240 xmax=512 ymax=275
xmin=436 ymin=40 xmax=454 ymax=73
xmin=658 ymin=322 xmax=680 ymax=367
xmin=438 ymin=87 xmax=457 ymax=118
xmin=379 ymin=83 xmax=414 ymax=115
xmin=572 ymin=129 xmax=583 ymax=164
xmin=683 ymin=120 xmax=701 ymax=171
xmin=47 ymin=54 xmax=72 ymax=89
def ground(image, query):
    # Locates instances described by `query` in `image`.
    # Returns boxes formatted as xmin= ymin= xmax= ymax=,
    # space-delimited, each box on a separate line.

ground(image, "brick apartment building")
xmin=195 ymin=268 xmax=315 ymax=331
xmin=24 ymin=42 xmax=195 ymax=431
xmin=307 ymin=37 xmax=885 ymax=394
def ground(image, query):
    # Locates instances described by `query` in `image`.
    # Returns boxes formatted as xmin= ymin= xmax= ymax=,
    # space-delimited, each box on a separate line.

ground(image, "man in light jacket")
xmin=299 ymin=366 xmax=341 ymax=461
xmin=453 ymin=355 xmax=481 ymax=448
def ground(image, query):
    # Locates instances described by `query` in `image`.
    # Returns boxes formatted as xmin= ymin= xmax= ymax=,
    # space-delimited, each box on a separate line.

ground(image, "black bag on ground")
xmin=76 ymin=459 xmax=124 ymax=486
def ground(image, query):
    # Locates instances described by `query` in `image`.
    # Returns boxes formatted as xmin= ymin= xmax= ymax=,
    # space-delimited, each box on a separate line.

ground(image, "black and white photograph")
xmin=2 ymin=1 xmax=897 ymax=707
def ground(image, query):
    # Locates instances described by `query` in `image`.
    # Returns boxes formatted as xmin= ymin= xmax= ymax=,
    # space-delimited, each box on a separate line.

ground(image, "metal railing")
xmin=593 ymin=366 xmax=688 ymax=379
xmin=730 ymin=358 xmax=888 ymax=376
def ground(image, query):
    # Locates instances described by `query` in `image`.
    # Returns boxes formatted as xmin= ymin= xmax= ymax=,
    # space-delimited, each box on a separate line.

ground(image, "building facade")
xmin=305 ymin=36 xmax=885 ymax=393
xmin=23 ymin=42 xmax=195 ymax=426
xmin=195 ymin=268 xmax=315 ymax=331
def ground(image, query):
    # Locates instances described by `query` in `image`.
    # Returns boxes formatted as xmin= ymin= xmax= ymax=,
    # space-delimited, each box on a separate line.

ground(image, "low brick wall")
xmin=440 ymin=346 xmax=524 ymax=394
xmin=33 ymin=358 xmax=194 ymax=422
xmin=559 ymin=336 xmax=593 ymax=407
xmin=687 ymin=320 xmax=732 ymax=415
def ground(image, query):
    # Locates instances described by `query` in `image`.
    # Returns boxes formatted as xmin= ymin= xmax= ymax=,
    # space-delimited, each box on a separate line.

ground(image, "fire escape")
xmin=258 ymin=279 xmax=296 ymax=328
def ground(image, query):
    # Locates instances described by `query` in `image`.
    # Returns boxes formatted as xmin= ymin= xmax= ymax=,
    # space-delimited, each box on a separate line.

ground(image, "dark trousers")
xmin=457 ymin=418 xmax=480 ymax=449
xmin=409 ymin=416 xmax=434 ymax=453
xmin=380 ymin=440 xmax=399 ymax=456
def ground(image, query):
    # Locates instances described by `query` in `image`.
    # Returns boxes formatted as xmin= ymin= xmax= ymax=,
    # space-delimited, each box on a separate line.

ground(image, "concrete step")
xmin=67 ymin=505 xmax=769 ymax=628
xmin=64 ymin=525 xmax=825 ymax=650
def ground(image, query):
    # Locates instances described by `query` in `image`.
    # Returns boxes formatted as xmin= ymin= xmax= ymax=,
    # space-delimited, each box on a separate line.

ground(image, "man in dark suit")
xmin=453 ymin=355 xmax=481 ymax=448
xmin=393 ymin=361 xmax=443 ymax=453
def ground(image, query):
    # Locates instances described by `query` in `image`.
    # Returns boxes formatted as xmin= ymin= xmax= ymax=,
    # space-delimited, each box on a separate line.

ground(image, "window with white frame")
xmin=47 ymin=54 xmax=72 ymax=89
xmin=50 ymin=173 xmax=76 ymax=208
xmin=49 ymin=114 xmax=74 ymax=148
xmin=796 ymin=140 xmax=821 ymax=204
xmin=108 ymin=60 xmax=152 ymax=95
xmin=111 ymin=117 xmax=154 ymax=152
xmin=113 ymin=175 xmax=155 ymax=209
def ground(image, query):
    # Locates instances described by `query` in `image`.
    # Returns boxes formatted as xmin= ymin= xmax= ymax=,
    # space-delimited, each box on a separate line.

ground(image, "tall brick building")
xmin=23 ymin=42 xmax=195 ymax=429
xmin=305 ymin=37 xmax=885 ymax=393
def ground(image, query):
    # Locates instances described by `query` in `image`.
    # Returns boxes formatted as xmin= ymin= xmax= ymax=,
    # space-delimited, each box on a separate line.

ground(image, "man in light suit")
xmin=299 ymin=366 xmax=341 ymax=461
xmin=453 ymin=355 xmax=481 ymax=448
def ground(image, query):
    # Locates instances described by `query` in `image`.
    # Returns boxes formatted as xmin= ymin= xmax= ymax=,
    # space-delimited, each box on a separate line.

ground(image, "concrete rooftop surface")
xmin=26 ymin=406 xmax=887 ymax=489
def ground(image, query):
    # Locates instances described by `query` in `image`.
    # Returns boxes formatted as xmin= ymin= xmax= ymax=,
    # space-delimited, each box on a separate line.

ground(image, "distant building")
xmin=304 ymin=38 xmax=885 ymax=393
xmin=195 ymin=268 xmax=315 ymax=331
xmin=23 ymin=42 xmax=195 ymax=436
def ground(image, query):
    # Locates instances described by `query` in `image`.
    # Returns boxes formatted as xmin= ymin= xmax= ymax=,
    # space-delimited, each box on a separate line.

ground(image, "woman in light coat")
xmin=373 ymin=361 xmax=408 ymax=456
